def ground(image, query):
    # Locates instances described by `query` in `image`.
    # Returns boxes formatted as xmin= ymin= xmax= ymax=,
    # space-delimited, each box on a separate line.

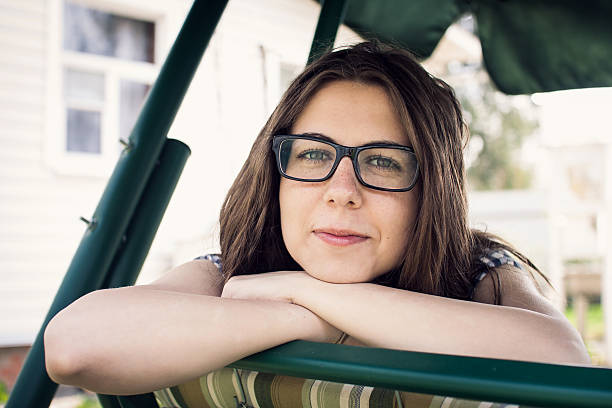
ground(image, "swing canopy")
xmin=331 ymin=0 xmax=612 ymax=94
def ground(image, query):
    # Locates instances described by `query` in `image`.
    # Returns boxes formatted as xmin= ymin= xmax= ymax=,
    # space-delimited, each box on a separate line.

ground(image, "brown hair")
xmin=219 ymin=41 xmax=544 ymax=304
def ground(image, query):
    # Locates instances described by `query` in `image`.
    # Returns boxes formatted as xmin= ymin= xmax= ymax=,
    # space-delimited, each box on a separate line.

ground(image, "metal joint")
xmin=119 ymin=138 xmax=134 ymax=151
xmin=79 ymin=216 xmax=97 ymax=230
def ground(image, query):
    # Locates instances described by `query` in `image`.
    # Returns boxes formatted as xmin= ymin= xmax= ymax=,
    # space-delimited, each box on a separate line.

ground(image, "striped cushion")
xmin=154 ymin=368 xmax=523 ymax=408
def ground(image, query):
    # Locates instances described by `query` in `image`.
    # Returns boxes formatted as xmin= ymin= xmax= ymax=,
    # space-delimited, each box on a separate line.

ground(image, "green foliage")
xmin=457 ymin=79 xmax=538 ymax=190
xmin=0 ymin=380 xmax=8 ymax=404
xmin=77 ymin=395 xmax=102 ymax=408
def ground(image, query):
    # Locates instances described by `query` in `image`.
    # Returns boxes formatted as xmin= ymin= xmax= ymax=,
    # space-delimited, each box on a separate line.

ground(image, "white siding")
xmin=0 ymin=0 xmax=58 ymax=346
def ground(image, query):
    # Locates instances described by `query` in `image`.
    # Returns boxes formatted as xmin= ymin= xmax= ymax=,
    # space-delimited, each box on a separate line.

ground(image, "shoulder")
xmin=195 ymin=254 xmax=223 ymax=272
xmin=141 ymin=255 xmax=224 ymax=296
xmin=472 ymin=256 xmax=560 ymax=317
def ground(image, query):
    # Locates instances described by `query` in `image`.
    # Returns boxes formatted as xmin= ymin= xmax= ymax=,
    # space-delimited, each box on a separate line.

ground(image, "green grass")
xmin=564 ymin=302 xmax=605 ymax=341
xmin=565 ymin=302 xmax=606 ymax=365
xmin=0 ymin=380 xmax=8 ymax=404
xmin=76 ymin=395 xmax=102 ymax=408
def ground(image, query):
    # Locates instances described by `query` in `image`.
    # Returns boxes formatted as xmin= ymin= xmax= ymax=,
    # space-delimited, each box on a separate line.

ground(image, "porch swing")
xmin=7 ymin=0 xmax=612 ymax=407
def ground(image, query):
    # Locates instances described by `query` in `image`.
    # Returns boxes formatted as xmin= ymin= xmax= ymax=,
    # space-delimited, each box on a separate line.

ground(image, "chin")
xmin=301 ymin=260 xmax=382 ymax=284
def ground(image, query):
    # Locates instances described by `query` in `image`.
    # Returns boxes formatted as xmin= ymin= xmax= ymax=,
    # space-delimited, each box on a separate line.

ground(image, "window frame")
xmin=44 ymin=0 xmax=169 ymax=177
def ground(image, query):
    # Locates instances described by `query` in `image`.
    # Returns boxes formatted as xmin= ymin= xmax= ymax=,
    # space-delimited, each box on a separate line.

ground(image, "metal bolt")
xmin=80 ymin=216 xmax=97 ymax=230
xmin=119 ymin=138 xmax=133 ymax=150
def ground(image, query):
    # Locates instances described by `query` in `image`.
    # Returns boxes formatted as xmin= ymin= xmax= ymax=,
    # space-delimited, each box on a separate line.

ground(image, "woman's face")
xmin=279 ymin=80 xmax=418 ymax=283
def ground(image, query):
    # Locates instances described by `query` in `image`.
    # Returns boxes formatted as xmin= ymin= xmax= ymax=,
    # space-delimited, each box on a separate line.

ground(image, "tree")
xmin=456 ymin=78 xmax=538 ymax=190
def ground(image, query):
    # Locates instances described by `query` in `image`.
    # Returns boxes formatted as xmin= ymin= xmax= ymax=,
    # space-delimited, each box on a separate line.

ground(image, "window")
xmin=46 ymin=0 xmax=160 ymax=176
xmin=63 ymin=2 xmax=155 ymax=63
xmin=64 ymin=68 xmax=104 ymax=153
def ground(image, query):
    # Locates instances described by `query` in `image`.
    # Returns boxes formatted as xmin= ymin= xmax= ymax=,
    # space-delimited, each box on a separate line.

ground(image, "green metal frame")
xmin=7 ymin=0 xmax=612 ymax=407
xmin=232 ymin=341 xmax=612 ymax=408
xmin=308 ymin=0 xmax=349 ymax=64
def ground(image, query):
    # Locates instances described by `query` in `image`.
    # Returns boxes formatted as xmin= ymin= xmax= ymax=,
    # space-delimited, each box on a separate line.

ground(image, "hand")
xmin=221 ymin=271 xmax=343 ymax=343
xmin=221 ymin=270 xmax=313 ymax=304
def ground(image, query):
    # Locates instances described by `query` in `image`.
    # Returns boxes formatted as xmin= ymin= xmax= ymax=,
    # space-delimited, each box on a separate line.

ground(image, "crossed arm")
xmin=44 ymin=259 xmax=590 ymax=395
xmin=44 ymin=260 xmax=340 ymax=395
xmin=221 ymin=268 xmax=590 ymax=363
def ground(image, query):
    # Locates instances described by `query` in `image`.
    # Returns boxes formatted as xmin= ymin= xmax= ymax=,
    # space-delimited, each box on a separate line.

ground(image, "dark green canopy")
xmin=332 ymin=0 xmax=612 ymax=94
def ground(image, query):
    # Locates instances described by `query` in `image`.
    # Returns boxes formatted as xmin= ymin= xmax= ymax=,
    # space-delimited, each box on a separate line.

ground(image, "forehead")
xmin=291 ymin=80 xmax=410 ymax=147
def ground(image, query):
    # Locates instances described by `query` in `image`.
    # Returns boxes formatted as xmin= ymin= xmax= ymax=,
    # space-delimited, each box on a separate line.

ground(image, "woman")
xmin=44 ymin=42 xmax=590 ymax=400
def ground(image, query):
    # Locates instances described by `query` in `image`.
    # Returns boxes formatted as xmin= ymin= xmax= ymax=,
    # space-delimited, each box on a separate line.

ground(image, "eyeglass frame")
xmin=271 ymin=134 xmax=420 ymax=192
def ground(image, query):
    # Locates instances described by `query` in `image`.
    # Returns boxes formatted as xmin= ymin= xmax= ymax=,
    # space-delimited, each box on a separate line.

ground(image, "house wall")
xmin=1 ymin=0 xmax=79 ymax=346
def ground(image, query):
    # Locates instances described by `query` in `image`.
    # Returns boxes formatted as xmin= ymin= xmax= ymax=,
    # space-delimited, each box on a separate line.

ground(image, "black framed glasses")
xmin=272 ymin=134 xmax=419 ymax=192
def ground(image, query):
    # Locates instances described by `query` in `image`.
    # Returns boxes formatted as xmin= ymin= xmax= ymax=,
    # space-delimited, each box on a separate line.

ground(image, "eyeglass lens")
xmin=278 ymin=138 xmax=417 ymax=190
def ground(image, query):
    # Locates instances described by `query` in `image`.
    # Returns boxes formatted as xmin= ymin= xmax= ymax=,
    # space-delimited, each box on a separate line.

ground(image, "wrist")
xmin=291 ymin=272 xmax=324 ymax=308
xmin=287 ymin=302 xmax=341 ymax=343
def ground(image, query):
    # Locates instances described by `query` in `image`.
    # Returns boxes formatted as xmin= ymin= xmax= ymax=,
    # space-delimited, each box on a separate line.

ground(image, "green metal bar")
xmin=6 ymin=1 xmax=227 ymax=407
xmin=94 ymin=139 xmax=190 ymax=407
xmin=231 ymin=341 xmax=612 ymax=408
xmin=308 ymin=0 xmax=349 ymax=64
xmin=97 ymin=394 xmax=122 ymax=408
xmin=101 ymin=139 xmax=191 ymax=289
xmin=116 ymin=393 xmax=159 ymax=408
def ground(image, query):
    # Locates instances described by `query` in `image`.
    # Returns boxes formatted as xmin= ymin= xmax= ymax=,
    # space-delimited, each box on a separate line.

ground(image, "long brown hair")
xmin=219 ymin=41 xmax=544 ymax=303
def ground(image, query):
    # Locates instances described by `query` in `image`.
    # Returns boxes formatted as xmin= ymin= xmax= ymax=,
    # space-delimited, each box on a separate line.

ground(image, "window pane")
xmin=63 ymin=2 xmax=155 ymax=63
xmin=64 ymin=69 xmax=104 ymax=101
xmin=66 ymin=109 xmax=101 ymax=153
xmin=120 ymin=80 xmax=150 ymax=141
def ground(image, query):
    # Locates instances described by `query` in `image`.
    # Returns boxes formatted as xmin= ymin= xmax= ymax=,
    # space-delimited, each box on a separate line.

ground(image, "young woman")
xmin=44 ymin=42 xmax=590 ymax=402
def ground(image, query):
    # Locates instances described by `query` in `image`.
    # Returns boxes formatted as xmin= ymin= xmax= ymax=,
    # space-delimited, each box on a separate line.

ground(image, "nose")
xmin=323 ymin=156 xmax=362 ymax=208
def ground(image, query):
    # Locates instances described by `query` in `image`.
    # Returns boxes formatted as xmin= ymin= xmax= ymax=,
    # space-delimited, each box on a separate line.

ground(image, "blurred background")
xmin=1 ymin=0 xmax=610 ymax=405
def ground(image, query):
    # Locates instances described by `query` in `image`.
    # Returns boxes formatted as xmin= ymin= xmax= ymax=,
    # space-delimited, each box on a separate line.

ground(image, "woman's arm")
xmin=222 ymin=267 xmax=590 ymax=365
xmin=44 ymin=260 xmax=340 ymax=395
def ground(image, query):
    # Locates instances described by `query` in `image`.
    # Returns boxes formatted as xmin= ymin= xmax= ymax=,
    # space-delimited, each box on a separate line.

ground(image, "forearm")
xmin=44 ymin=287 xmax=322 ymax=395
xmin=294 ymin=281 xmax=590 ymax=365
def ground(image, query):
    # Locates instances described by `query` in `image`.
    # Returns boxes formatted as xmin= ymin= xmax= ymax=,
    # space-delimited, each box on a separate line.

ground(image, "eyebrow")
xmin=297 ymin=132 xmax=407 ymax=148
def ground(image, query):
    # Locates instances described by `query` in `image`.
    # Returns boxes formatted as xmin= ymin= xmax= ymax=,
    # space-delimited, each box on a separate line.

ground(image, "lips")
xmin=313 ymin=228 xmax=369 ymax=247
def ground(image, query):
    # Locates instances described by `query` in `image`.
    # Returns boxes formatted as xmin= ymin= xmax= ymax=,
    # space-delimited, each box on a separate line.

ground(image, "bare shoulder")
xmin=136 ymin=258 xmax=224 ymax=296
xmin=473 ymin=264 xmax=560 ymax=317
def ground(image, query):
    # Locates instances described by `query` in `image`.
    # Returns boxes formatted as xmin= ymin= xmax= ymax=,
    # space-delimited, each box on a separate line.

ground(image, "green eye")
xmin=366 ymin=155 xmax=401 ymax=171
xmin=298 ymin=149 xmax=332 ymax=162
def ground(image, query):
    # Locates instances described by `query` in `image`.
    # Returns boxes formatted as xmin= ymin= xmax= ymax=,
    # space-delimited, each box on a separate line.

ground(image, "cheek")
xmin=378 ymin=193 xmax=418 ymax=262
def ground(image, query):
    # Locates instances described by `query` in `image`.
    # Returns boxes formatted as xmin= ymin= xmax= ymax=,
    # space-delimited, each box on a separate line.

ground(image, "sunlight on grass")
xmin=565 ymin=302 xmax=606 ymax=365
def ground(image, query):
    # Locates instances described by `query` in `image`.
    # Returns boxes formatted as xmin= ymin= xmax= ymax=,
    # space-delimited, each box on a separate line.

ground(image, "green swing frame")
xmin=6 ymin=0 xmax=612 ymax=407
